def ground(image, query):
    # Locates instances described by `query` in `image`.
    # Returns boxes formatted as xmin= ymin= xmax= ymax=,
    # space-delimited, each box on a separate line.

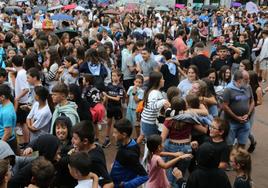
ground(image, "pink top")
xmin=147 ymin=155 xmax=170 ymax=188
xmin=174 ymin=37 xmax=188 ymax=60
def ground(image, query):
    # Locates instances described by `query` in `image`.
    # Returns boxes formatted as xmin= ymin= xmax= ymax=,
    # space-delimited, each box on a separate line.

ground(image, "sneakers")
xmin=16 ymin=127 xmax=23 ymax=136
xmin=248 ymin=142 xmax=257 ymax=153
xmin=102 ymin=138 xmax=111 ymax=148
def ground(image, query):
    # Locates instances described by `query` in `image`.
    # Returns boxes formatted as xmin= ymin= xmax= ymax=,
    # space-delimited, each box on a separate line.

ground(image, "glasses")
xmin=210 ymin=125 xmax=221 ymax=131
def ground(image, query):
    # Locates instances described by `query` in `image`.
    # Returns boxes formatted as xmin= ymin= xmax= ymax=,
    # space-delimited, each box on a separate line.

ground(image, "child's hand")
xmin=172 ymin=167 xmax=183 ymax=180
xmin=173 ymin=152 xmax=184 ymax=158
xmin=191 ymin=141 xmax=199 ymax=150
xmin=163 ymin=100 xmax=171 ymax=109
xmin=102 ymin=92 xmax=108 ymax=97
xmin=23 ymin=147 xmax=33 ymax=156
xmin=179 ymin=153 xmax=193 ymax=160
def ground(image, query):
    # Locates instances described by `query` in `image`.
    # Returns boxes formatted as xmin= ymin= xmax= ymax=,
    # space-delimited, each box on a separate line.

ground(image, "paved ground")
xmin=102 ymin=87 xmax=268 ymax=188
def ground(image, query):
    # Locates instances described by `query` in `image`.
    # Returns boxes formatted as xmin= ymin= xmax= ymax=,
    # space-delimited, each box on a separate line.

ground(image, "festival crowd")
xmin=0 ymin=0 xmax=268 ymax=188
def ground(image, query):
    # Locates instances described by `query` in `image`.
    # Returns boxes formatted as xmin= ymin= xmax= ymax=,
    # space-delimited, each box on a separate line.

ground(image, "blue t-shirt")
xmin=127 ymin=86 xmax=144 ymax=109
xmin=0 ymin=102 xmax=16 ymax=140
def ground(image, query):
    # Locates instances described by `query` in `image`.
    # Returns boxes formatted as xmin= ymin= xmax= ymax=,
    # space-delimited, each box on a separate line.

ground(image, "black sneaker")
xmin=102 ymin=139 xmax=111 ymax=148
xmin=248 ymin=142 xmax=257 ymax=153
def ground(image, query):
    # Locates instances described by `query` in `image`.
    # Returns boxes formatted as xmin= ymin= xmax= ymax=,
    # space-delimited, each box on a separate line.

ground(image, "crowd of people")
xmin=0 ymin=0 xmax=268 ymax=188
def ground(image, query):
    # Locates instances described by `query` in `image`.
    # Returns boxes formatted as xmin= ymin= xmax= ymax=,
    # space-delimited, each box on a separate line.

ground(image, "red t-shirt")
xmin=164 ymin=119 xmax=193 ymax=140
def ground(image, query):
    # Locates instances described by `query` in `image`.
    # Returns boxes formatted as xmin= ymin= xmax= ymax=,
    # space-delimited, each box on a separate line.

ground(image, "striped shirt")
xmin=141 ymin=90 xmax=166 ymax=125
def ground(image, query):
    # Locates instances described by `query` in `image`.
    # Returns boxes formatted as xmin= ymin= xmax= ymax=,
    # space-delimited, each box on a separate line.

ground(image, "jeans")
xmin=141 ymin=121 xmax=159 ymax=137
xmin=163 ymin=139 xmax=192 ymax=188
xmin=227 ymin=120 xmax=251 ymax=145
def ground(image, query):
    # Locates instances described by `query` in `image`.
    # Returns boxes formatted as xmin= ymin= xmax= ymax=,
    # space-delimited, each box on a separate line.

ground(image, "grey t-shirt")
xmin=122 ymin=55 xmax=135 ymax=80
xmin=223 ymin=84 xmax=253 ymax=119
xmin=139 ymin=58 xmax=158 ymax=77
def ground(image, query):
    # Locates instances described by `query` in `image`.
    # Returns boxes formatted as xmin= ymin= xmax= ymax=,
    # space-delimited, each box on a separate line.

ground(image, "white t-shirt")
xmin=27 ymin=102 xmax=52 ymax=141
xmin=15 ymin=69 xmax=29 ymax=104
xmin=75 ymin=179 xmax=100 ymax=188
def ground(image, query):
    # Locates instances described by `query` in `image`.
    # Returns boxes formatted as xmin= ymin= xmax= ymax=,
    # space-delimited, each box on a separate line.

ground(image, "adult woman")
xmin=178 ymin=65 xmax=199 ymax=98
xmin=197 ymin=21 xmax=208 ymax=45
xmin=32 ymin=13 xmax=42 ymax=30
xmin=141 ymin=71 xmax=170 ymax=137
xmin=247 ymin=71 xmax=263 ymax=153
xmin=43 ymin=47 xmax=61 ymax=92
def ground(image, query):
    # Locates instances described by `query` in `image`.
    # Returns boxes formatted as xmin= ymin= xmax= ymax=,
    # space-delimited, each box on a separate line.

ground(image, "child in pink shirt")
xmin=146 ymin=135 xmax=192 ymax=188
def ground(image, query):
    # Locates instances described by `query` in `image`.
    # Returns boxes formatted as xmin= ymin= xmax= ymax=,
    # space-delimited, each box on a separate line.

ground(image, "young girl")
xmin=230 ymin=147 xmax=253 ymax=188
xmin=146 ymin=134 xmax=191 ymax=188
xmin=102 ymin=69 xmax=124 ymax=148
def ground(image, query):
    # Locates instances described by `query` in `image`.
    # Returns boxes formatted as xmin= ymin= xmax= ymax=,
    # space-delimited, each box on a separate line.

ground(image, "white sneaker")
xmin=16 ymin=127 xmax=23 ymax=136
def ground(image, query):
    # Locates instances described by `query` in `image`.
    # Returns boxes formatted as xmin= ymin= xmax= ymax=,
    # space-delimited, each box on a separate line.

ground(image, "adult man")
xmin=222 ymin=70 xmax=255 ymax=148
xmin=190 ymin=42 xmax=211 ymax=78
xmin=137 ymin=48 xmax=159 ymax=82
xmin=0 ymin=84 xmax=17 ymax=154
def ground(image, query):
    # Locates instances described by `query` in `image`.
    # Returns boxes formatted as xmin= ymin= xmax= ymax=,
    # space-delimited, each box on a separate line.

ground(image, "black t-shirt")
xmin=83 ymin=86 xmax=102 ymax=107
xmin=234 ymin=176 xmax=252 ymax=188
xmin=190 ymin=54 xmax=211 ymax=78
xmin=212 ymin=56 xmax=233 ymax=72
xmin=88 ymin=145 xmax=112 ymax=186
xmin=186 ymin=167 xmax=231 ymax=188
xmin=106 ymin=83 xmax=124 ymax=108
xmin=208 ymin=139 xmax=230 ymax=165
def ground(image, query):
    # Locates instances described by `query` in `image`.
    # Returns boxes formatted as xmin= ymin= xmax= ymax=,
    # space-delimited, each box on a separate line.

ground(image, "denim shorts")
xmin=163 ymin=139 xmax=192 ymax=188
xmin=141 ymin=121 xmax=159 ymax=137
xmin=227 ymin=120 xmax=251 ymax=145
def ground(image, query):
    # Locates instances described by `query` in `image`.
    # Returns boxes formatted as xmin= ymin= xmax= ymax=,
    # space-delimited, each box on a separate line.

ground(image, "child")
xmin=146 ymin=134 xmax=192 ymax=188
xmin=0 ymin=159 xmax=11 ymax=188
xmin=57 ymin=56 xmax=78 ymax=85
xmin=230 ymin=147 xmax=253 ymax=188
xmin=110 ymin=119 xmax=148 ymax=187
xmin=82 ymin=74 xmax=105 ymax=143
xmin=26 ymin=86 xmax=52 ymax=141
xmin=28 ymin=157 xmax=55 ymax=188
xmin=26 ymin=68 xmax=43 ymax=106
xmin=0 ymin=68 xmax=7 ymax=85
xmin=126 ymin=74 xmax=144 ymax=137
xmin=68 ymin=152 xmax=99 ymax=188
xmin=102 ymin=69 xmax=124 ymax=148
xmin=50 ymin=83 xmax=80 ymax=133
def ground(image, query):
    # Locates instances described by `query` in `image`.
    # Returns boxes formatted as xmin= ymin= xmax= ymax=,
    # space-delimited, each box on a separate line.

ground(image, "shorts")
xmin=106 ymin=106 xmax=122 ymax=120
xmin=126 ymin=108 xmax=136 ymax=127
xmin=90 ymin=103 xmax=105 ymax=124
xmin=227 ymin=120 xmax=250 ymax=145
xmin=141 ymin=121 xmax=159 ymax=137
xmin=16 ymin=103 xmax=30 ymax=124
xmin=260 ymin=59 xmax=268 ymax=70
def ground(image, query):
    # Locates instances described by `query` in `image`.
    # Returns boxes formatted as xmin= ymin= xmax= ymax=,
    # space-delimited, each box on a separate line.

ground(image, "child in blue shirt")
xmin=126 ymin=74 xmax=144 ymax=137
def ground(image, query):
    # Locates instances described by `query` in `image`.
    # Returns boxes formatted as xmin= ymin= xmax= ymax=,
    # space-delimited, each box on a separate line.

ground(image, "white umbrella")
xmin=246 ymin=1 xmax=259 ymax=14
xmin=75 ymin=5 xmax=86 ymax=11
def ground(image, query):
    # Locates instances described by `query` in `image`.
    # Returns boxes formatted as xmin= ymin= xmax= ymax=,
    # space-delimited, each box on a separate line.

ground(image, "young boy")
xmin=68 ymin=152 xmax=99 ymax=188
xmin=50 ymin=83 xmax=80 ymax=133
xmin=71 ymin=120 xmax=113 ymax=188
xmin=102 ymin=70 xmax=124 ymax=148
xmin=26 ymin=86 xmax=52 ymax=141
xmin=0 ymin=84 xmax=17 ymax=154
xmin=12 ymin=55 xmax=30 ymax=146
xmin=126 ymin=74 xmax=144 ymax=137
xmin=110 ymin=119 xmax=148 ymax=188
xmin=191 ymin=117 xmax=230 ymax=170
xmin=82 ymin=74 xmax=105 ymax=143
xmin=29 ymin=157 xmax=55 ymax=188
